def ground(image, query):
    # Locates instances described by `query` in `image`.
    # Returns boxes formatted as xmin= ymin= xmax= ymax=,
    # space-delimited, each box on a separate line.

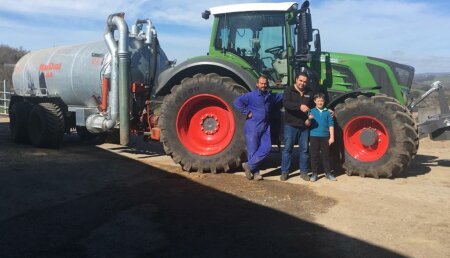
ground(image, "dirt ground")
xmin=0 ymin=116 xmax=449 ymax=258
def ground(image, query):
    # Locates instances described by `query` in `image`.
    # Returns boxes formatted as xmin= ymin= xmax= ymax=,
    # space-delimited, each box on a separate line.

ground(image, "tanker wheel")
xmin=334 ymin=94 xmax=418 ymax=178
xmin=27 ymin=102 xmax=65 ymax=148
xmin=9 ymin=101 xmax=32 ymax=144
xmin=159 ymin=73 xmax=246 ymax=173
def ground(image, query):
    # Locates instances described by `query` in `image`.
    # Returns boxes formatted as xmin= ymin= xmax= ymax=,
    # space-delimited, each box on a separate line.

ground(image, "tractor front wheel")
xmin=159 ymin=73 xmax=246 ymax=173
xmin=334 ymin=94 xmax=418 ymax=178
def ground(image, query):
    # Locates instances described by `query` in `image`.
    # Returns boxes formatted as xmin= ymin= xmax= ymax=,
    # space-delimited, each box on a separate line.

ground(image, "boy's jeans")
xmin=281 ymin=124 xmax=309 ymax=174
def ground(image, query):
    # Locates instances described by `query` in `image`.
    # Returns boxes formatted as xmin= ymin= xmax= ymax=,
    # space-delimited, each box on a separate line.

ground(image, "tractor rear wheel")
xmin=27 ymin=103 xmax=65 ymax=148
xmin=10 ymin=101 xmax=32 ymax=144
xmin=159 ymin=73 xmax=246 ymax=173
xmin=334 ymin=94 xmax=419 ymax=178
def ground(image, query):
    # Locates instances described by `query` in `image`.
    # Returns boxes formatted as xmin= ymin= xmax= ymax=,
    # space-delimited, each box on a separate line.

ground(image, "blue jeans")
xmin=281 ymin=124 xmax=309 ymax=174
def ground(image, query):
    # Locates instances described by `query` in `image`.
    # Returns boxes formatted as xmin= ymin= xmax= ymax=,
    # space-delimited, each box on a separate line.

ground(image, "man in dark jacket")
xmin=234 ymin=75 xmax=283 ymax=180
xmin=280 ymin=72 xmax=314 ymax=181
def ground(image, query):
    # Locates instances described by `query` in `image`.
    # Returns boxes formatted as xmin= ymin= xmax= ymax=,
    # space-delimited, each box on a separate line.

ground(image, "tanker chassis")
xmin=9 ymin=1 xmax=450 ymax=178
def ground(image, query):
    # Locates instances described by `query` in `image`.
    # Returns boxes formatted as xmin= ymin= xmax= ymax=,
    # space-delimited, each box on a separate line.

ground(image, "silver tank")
xmin=12 ymin=40 xmax=169 ymax=107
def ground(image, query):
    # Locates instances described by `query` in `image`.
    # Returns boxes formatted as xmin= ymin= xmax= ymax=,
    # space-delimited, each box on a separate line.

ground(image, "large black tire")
xmin=27 ymin=103 xmax=65 ymax=148
xmin=334 ymin=94 xmax=419 ymax=178
xmin=9 ymin=101 xmax=32 ymax=144
xmin=159 ymin=73 xmax=246 ymax=173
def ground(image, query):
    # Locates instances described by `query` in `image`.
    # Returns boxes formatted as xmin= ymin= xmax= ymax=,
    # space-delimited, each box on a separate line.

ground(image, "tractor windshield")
xmin=215 ymin=12 xmax=288 ymax=86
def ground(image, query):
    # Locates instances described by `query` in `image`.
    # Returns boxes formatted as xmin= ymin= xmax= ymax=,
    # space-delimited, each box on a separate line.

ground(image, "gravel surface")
xmin=1 ymin=116 xmax=449 ymax=258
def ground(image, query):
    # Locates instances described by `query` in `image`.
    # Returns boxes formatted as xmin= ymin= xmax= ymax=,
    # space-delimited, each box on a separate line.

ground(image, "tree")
xmin=0 ymin=44 xmax=28 ymax=92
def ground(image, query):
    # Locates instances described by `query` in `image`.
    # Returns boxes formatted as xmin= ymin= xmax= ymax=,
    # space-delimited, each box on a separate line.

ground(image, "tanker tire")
xmin=334 ymin=94 xmax=418 ymax=178
xmin=27 ymin=103 xmax=65 ymax=148
xmin=159 ymin=73 xmax=246 ymax=173
xmin=9 ymin=101 xmax=32 ymax=144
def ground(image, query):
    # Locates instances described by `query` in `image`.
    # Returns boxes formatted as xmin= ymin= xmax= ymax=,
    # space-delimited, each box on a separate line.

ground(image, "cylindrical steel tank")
xmin=12 ymin=40 xmax=169 ymax=107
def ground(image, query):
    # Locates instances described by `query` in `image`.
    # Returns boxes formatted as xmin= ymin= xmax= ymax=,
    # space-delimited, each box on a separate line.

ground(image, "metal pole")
xmin=3 ymin=80 xmax=6 ymax=114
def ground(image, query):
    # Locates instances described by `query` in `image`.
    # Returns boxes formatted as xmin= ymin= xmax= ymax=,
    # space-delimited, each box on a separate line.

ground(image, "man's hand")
xmin=300 ymin=104 xmax=309 ymax=113
xmin=329 ymin=137 xmax=335 ymax=145
xmin=247 ymin=112 xmax=252 ymax=119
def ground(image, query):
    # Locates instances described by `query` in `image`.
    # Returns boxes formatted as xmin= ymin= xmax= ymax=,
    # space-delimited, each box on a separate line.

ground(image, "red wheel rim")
xmin=176 ymin=94 xmax=235 ymax=156
xmin=343 ymin=116 xmax=389 ymax=162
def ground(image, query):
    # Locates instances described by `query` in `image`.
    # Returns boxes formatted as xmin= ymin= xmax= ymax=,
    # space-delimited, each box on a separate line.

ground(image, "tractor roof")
xmin=209 ymin=2 xmax=297 ymax=15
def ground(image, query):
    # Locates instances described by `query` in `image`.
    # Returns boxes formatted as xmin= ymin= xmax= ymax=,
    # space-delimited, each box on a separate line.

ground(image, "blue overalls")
xmin=234 ymin=90 xmax=283 ymax=173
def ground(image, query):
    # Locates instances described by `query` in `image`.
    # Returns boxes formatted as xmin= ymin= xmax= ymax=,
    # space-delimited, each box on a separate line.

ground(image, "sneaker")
xmin=242 ymin=163 xmax=253 ymax=180
xmin=254 ymin=173 xmax=263 ymax=181
xmin=326 ymin=174 xmax=337 ymax=181
xmin=300 ymin=173 xmax=310 ymax=181
xmin=280 ymin=173 xmax=289 ymax=181
xmin=310 ymin=174 xmax=318 ymax=182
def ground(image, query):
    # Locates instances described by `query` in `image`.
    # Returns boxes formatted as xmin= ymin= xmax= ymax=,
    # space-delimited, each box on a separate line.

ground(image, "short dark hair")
xmin=258 ymin=75 xmax=268 ymax=81
xmin=296 ymin=72 xmax=309 ymax=80
xmin=313 ymin=92 xmax=326 ymax=100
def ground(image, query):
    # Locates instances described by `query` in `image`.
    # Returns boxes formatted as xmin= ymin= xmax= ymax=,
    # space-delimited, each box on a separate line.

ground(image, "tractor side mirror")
xmin=202 ymin=10 xmax=211 ymax=20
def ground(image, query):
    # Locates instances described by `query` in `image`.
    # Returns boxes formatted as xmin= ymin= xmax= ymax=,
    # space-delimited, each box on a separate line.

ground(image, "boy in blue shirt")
xmin=308 ymin=93 xmax=337 ymax=181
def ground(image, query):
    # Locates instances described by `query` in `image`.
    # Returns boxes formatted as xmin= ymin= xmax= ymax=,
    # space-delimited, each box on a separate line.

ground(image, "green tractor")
xmin=156 ymin=1 xmax=421 ymax=178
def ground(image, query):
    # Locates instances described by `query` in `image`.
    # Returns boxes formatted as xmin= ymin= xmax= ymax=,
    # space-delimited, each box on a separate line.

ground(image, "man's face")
xmin=256 ymin=77 xmax=268 ymax=92
xmin=295 ymin=75 xmax=308 ymax=91
xmin=314 ymin=97 xmax=325 ymax=109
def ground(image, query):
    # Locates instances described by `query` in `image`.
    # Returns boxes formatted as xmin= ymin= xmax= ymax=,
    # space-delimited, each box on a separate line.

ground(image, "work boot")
xmin=242 ymin=163 xmax=253 ymax=180
xmin=325 ymin=173 xmax=337 ymax=181
xmin=299 ymin=173 xmax=310 ymax=181
xmin=310 ymin=173 xmax=318 ymax=182
xmin=254 ymin=173 xmax=263 ymax=181
xmin=280 ymin=173 xmax=289 ymax=181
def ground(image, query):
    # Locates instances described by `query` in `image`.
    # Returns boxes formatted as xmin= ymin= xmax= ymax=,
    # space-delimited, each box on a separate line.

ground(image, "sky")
xmin=0 ymin=0 xmax=449 ymax=74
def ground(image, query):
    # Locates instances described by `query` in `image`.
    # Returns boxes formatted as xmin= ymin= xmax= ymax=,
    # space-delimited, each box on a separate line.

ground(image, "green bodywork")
xmin=203 ymin=9 xmax=413 ymax=106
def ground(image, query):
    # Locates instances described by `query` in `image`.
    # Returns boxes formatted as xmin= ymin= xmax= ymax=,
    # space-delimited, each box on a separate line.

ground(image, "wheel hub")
xmin=359 ymin=128 xmax=378 ymax=147
xmin=201 ymin=115 xmax=219 ymax=135
xmin=343 ymin=115 xmax=389 ymax=162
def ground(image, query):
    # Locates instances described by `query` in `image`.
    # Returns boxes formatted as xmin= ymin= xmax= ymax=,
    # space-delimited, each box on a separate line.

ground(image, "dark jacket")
xmin=283 ymin=85 xmax=314 ymax=127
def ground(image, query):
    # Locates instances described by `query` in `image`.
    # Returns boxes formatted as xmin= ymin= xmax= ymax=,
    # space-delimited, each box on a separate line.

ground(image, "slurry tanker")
xmin=9 ymin=1 xmax=450 ymax=178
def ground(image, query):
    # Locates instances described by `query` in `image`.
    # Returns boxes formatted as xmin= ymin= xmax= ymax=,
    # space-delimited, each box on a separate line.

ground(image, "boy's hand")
xmin=305 ymin=113 xmax=313 ymax=126
xmin=329 ymin=137 xmax=335 ymax=145
xmin=247 ymin=112 xmax=252 ymax=119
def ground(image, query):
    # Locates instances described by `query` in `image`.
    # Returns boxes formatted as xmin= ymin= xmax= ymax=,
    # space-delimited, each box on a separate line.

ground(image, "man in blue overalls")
xmin=234 ymin=75 xmax=283 ymax=180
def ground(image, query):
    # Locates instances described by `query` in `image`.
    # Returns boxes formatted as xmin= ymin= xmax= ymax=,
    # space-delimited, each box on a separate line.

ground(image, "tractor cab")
xmin=204 ymin=2 xmax=317 ymax=89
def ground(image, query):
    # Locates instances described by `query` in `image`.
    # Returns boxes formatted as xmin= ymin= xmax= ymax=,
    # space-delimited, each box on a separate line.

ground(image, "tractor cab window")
xmin=215 ymin=12 xmax=288 ymax=86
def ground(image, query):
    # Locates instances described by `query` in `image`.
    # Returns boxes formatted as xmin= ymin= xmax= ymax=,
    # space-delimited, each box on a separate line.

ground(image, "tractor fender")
xmin=154 ymin=56 xmax=257 ymax=96
xmin=327 ymin=87 xmax=379 ymax=109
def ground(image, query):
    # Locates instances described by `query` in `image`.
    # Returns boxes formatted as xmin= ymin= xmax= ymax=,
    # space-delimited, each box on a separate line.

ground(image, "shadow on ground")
xmin=0 ymin=121 xmax=406 ymax=258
